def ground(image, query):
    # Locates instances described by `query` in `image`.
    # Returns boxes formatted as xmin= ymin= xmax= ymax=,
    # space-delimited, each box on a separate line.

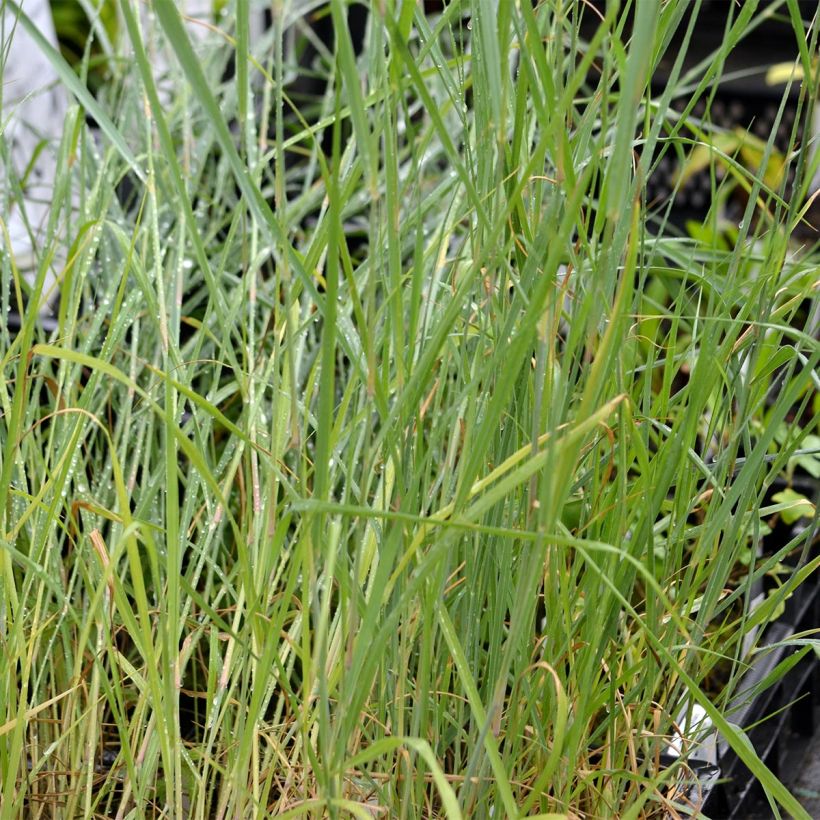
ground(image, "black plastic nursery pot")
xmin=669 ymin=515 xmax=820 ymax=819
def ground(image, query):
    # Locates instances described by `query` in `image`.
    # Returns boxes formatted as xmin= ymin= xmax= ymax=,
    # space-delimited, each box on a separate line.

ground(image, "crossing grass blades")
xmin=1 ymin=1 xmax=819 ymax=817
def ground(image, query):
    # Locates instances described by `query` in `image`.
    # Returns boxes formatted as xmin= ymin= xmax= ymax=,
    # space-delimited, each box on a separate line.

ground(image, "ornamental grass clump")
xmin=1 ymin=1 xmax=818 ymax=817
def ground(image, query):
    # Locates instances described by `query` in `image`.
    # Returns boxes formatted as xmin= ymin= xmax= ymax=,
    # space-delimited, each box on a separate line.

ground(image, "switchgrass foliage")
xmin=1 ymin=0 xmax=819 ymax=817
